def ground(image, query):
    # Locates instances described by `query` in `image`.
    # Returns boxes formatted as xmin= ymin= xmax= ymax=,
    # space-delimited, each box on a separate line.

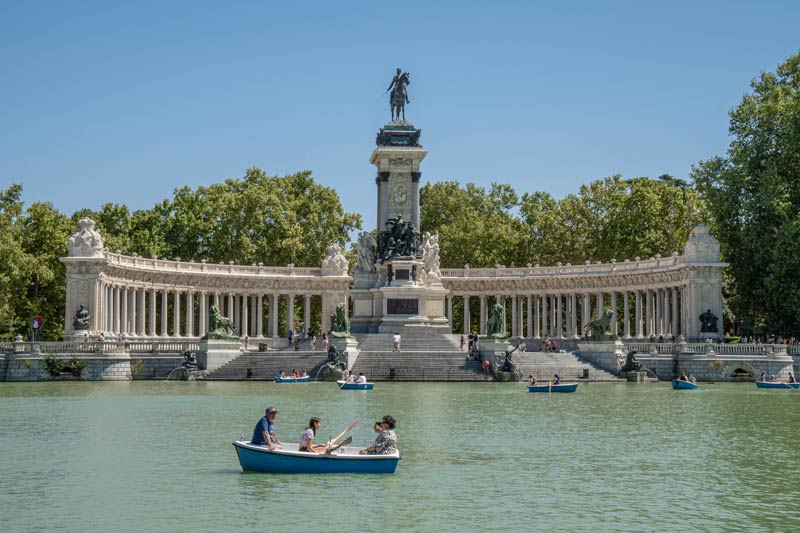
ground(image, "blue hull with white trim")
xmin=336 ymin=380 xmax=374 ymax=390
xmin=755 ymin=381 xmax=800 ymax=389
xmin=233 ymin=441 xmax=399 ymax=474
xmin=672 ymin=379 xmax=698 ymax=390
xmin=528 ymin=383 xmax=578 ymax=393
xmin=274 ymin=376 xmax=310 ymax=383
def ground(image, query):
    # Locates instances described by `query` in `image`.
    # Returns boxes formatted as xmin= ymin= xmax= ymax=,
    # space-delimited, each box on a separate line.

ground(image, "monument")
xmin=350 ymin=69 xmax=449 ymax=333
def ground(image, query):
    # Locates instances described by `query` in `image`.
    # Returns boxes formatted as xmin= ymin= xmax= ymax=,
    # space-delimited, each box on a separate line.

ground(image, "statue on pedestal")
xmin=387 ymin=68 xmax=411 ymax=122
xmin=355 ymin=232 xmax=378 ymax=273
xmin=378 ymin=215 xmax=420 ymax=261
xmin=207 ymin=304 xmax=235 ymax=338
xmin=330 ymin=303 xmax=350 ymax=336
xmin=486 ymin=304 xmax=507 ymax=338
xmin=72 ymin=305 xmax=91 ymax=330
xmin=699 ymin=309 xmax=718 ymax=333
xmin=582 ymin=308 xmax=617 ymax=341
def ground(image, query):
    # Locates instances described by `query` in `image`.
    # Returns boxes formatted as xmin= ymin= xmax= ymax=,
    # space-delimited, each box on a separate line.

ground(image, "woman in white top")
xmin=299 ymin=417 xmax=328 ymax=453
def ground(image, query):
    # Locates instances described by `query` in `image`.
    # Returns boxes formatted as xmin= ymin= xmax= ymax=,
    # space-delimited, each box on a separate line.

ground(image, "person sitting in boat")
xmin=789 ymin=373 xmax=796 ymax=383
xmin=552 ymin=374 xmax=561 ymax=385
xmin=759 ymin=371 xmax=766 ymax=382
xmin=770 ymin=374 xmax=776 ymax=381
xmin=688 ymin=373 xmax=697 ymax=383
xmin=278 ymin=369 xmax=287 ymax=379
xmin=678 ymin=372 xmax=689 ymax=382
xmin=356 ymin=373 xmax=367 ymax=385
xmin=301 ymin=369 xmax=308 ymax=378
xmin=373 ymin=421 xmax=383 ymax=433
xmin=360 ymin=415 xmax=397 ymax=455
xmin=299 ymin=417 xmax=329 ymax=453
xmin=293 ymin=369 xmax=300 ymax=378
xmin=251 ymin=406 xmax=282 ymax=450
xmin=528 ymin=374 xmax=537 ymax=387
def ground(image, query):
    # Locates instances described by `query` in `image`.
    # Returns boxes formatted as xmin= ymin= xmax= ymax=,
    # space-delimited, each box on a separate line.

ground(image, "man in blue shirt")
xmin=251 ymin=406 xmax=282 ymax=449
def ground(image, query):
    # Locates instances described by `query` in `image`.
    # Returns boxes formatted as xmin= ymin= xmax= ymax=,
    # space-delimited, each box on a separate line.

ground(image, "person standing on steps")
xmin=392 ymin=332 xmax=401 ymax=352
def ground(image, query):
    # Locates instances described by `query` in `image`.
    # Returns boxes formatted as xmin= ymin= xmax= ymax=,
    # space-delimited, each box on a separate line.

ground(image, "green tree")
xmin=693 ymin=52 xmax=800 ymax=335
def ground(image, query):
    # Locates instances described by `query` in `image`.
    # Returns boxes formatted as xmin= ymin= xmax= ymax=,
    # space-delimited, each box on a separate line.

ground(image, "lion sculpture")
xmin=330 ymin=302 xmax=349 ymax=335
xmin=583 ymin=308 xmax=615 ymax=341
xmin=208 ymin=304 xmax=235 ymax=337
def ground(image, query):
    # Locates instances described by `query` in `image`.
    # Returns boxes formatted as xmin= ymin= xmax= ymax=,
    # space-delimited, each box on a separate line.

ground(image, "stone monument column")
xmin=683 ymin=225 xmax=726 ymax=339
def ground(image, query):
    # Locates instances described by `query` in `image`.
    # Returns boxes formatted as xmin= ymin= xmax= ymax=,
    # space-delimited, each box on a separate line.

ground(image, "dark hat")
xmin=266 ymin=406 xmax=278 ymax=414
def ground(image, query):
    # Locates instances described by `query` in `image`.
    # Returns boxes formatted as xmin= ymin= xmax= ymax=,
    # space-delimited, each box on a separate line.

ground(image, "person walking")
xmin=392 ymin=332 xmax=401 ymax=352
xmin=459 ymin=335 xmax=465 ymax=351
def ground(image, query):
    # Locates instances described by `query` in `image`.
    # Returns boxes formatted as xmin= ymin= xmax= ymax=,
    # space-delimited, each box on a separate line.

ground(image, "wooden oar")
xmin=329 ymin=419 xmax=358 ymax=446
xmin=325 ymin=436 xmax=352 ymax=454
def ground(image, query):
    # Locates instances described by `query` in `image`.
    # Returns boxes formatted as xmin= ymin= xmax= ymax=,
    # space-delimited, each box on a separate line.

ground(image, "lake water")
xmin=1 ymin=381 xmax=798 ymax=532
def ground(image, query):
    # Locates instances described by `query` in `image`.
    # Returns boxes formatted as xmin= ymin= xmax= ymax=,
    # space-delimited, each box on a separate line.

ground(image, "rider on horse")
xmin=387 ymin=67 xmax=410 ymax=104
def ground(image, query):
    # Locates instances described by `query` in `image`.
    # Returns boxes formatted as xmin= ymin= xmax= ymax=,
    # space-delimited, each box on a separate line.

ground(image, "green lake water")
xmin=1 ymin=381 xmax=798 ymax=532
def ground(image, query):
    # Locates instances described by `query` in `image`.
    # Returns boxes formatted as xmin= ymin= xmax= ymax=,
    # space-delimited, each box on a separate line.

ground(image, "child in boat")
xmin=299 ymin=417 xmax=328 ymax=453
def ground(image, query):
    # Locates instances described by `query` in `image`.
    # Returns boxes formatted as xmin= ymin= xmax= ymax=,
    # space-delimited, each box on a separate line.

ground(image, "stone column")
xmin=241 ymin=294 xmax=248 ymax=338
xmin=303 ymin=295 xmax=311 ymax=336
xmin=257 ymin=294 xmax=264 ymax=337
xmin=463 ymin=295 xmax=471 ymax=334
xmin=148 ymin=290 xmax=156 ymax=336
xmin=582 ymin=293 xmax=590 ymax=331
xmin=511 ymin=295 xmax=518 ymax=337
xmin=595 ymin=291 xmax=603 ymax=319
xmin=214 ymin=293 xmax=220 ymax=308
xmin=672 ymin=287 xmax=679 ymax=338
xmin=286 ymin=294 xmax=295 ymax=336
xmin=635 ymin=291 xmax=643 ymax=338
xmin=623 ymin=291 xmax=631 ymax=339
xmin=129 ymin=288 xmax=137 ymax=336
xmin=411 ymin=176 xmax=421 ymax=228
xmin=271 ymin=294 xmax=279 ymax=339
xmin=541 ymin=293 xmax=548 ymax=337
xmin=526 ymin=295 xmax=533 ymax=339
xmin=120 ymin=288 xmax=128 ymax=335
xmin=227 ymin=293 xmax=234 ymax=331
xmin=137 ymin=288 xmax=146 ymax=336
xmin=570 ymin=293 xmax=578 ymax=338
xmin=556 ymin=293 xmax=563 ymax=338
xmin=113 ymin=287 xmax=121 ymax=334
xmin=533 ymin=295 xmax=540 ymax=338
xmin=479 ymin=295 xmax=487 ymax=335
xmin=662 ymin=289 xmax=670 ymax=337
xmin=161 ymin=289 xmax=168 ymax=336
xmin=610 ymin=291 xmax=617 ymax=336
xmin=186 ymin=291 xmax=194 ymax=337
xmin=233 ymin=295 xmax=240 ymax=335
xmin=656 ymin=289 xmax=662 ymax=336
xmin=199 ymin=292 xmax=207 ymax=337
xmin=173 ymin=290 xmax=181 ymax=337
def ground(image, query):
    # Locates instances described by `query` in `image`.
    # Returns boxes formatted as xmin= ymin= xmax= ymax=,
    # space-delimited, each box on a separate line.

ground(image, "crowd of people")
xmin=250 ymin=407 xmax=397 ymax=455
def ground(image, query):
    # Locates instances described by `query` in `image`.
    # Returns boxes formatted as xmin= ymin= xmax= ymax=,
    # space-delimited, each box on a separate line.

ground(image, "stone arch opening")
xmin=730 ymin=365 xmax=755 ymax=382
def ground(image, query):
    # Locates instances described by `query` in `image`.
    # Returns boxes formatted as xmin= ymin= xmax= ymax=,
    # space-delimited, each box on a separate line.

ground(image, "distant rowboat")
xmin=233 ymin=441 xmax=399 ymax=474
xmin=528 ymin=383 xmax=578 ymax=393
xmin=274 ymin=376 xmax=310 ymax=383
xmin=671 ymin=379 xmax=698 ymax=390
xmin=336 ymin=380 xmax=374 ymax=390
xmin=755 ymin=381 xmax=800 ymax=389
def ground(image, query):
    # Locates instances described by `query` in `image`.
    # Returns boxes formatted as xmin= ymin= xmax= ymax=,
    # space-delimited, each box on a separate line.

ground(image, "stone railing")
xmin=624 ymin=342 xmax=793 ymax=356
xmin=0 ymin=340 xmax=200 ymax=355
xmin=441 ymin=254 xmax=685 ymax=279
xmin=104 ymin=251 xmax=324 ymax=277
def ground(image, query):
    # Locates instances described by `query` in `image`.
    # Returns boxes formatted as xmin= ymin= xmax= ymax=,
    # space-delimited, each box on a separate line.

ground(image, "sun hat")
xmin=266 ymin=406 xmax=278 ymax=414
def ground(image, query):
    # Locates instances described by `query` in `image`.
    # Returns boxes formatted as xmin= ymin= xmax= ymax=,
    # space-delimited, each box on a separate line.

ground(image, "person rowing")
xmin=298 ymin=417 xmax=329 ymax=453
xmin=551 ymin=374 xmax=561 ymax=385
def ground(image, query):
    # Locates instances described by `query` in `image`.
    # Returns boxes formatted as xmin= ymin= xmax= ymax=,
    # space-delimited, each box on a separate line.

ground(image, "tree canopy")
xmin=693 ymin=52 xmax=800 ymax=335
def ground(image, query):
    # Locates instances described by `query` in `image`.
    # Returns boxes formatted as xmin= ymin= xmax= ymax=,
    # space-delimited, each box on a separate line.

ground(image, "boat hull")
xmin=336 ymin=380 xmax=374 ymax=390
xmin=274 ymin=376 xmax=310 ymax=383
xmin=233 ymin=441 xmax=399 ymax=474
xmin=755 ymin=381 xmax=800 ymax=389
xmin=672 ymin=379 xmax=698 ymax=390
xmin=528 ymin=383 xmax=578 ymax=393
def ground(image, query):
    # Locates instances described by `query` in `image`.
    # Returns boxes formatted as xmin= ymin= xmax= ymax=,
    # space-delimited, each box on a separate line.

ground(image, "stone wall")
xmin=1 ymin=353 xmax=184 ymax=381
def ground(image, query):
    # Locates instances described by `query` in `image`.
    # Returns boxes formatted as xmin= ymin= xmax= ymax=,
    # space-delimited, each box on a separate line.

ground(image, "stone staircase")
xmin=349 ymin=332 xmax=484 ymax=381
xmin=513 ymin=351 xmax=621 ymax=381
xmin=203 ymin=350 xmax=329 ymax=380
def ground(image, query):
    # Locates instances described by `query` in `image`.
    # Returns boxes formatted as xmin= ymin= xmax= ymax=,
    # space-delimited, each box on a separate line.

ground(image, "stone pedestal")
xmin=577 ymin=340 xmax=625 ymax=375
xmin=626 ymin=371 xmax=647 ymax=382
xmin=330 ymin=335 xmax=360 ymax=371
xmin=198 ymin=338 xmax=241 ymax=372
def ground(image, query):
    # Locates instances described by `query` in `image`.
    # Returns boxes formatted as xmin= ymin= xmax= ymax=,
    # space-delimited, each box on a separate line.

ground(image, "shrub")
xmin=43 ymin=357 xmax=63 ymax=377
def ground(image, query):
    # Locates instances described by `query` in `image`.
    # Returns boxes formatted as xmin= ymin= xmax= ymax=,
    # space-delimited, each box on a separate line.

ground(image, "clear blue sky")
xmin=1 ymin=0 xmax=798 ymax=230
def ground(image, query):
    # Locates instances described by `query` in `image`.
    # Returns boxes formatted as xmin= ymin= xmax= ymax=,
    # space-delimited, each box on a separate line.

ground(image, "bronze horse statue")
xmin=390 ymin=71 xmax=410 ymax=121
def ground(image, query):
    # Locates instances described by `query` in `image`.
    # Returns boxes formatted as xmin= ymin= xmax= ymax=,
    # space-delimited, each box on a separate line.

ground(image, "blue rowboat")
xmin=528 ymin=383 xmax=578 ymax=393
xmin=755 ymin=381 xmax=800 ymax=389
xmin=672 ymin=379 xmax=698 ymax=390
xmin=233 ymin=441 xmax=399 ymax=474
xmin=336 ymin=380 xmax=374 ymax=390
xmin=274 ymin=376 xmax=309 ymax=383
